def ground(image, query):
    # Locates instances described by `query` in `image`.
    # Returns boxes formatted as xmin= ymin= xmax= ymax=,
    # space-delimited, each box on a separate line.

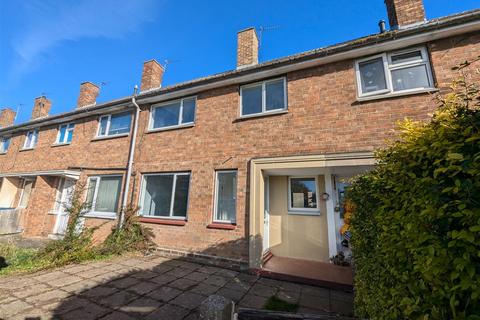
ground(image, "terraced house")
xmin=0 ymin=0 xmax=479 ymax=287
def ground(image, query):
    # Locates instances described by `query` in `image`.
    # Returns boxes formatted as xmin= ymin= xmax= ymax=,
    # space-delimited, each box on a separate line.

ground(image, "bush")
xmin=348 ymin=59 xmax=480 ymax=319
xmin=100 ymin=205 xmax=155 ymax=255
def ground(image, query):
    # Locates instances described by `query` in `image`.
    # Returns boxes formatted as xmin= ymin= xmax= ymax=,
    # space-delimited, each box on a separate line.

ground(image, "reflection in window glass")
xmin=290 ymin=177 xmax=317 ymax=210
xmin=265 ymin=79 xmax=285 ymax=111
xmin=359 ymin=58 xmax=387 ymax=94
xmin=391 ymin=65 xmax=430 ymax=91
xmin=241 ymin=85 xmax=262 ymax=115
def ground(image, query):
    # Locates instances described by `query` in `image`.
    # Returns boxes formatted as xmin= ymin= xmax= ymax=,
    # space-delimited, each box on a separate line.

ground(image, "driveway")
xmin=0 ymin=254 xmax=354 ymax=319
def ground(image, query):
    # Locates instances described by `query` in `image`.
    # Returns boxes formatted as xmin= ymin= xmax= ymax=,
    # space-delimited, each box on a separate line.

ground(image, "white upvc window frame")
xmin=23 ymin=129 xmax=39 ymax=149
xmin=287 ymin=176 xmax=321 ymax=215
xmin=213 ymin=170 xmax=238 ymax=224
xmin=0 ymin=136 xmax=10 ymax=153
xmin=85 ymin=175 xmax=122 ymax=219
xmin=149 ymin=96 xmax=197 ymax=132
xmin=55 ymin=123 xmax=75 ymax=144
xmin=239 ymin=77 xmax=288 ymax=117
xmin=355 ymin=46 xmax=434 ymax=98
xmin=96 ymin=112 xmax=132 ymax=138
xmin=138 ymin=172 xmax=191 ymax=220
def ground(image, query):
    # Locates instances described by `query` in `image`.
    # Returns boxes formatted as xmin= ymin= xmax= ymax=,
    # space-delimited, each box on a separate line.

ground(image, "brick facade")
xmin=31 ymin=96 xmax=52 ymax=120
xmin=77 ymin=82 xmax=100 ymax=108
xmin=385 ymin=0 xmax=425 ymax=28
xmin=0 ymin=9 xmax=479 ymax=263
xmin=237 ymin=28 xmax=259 ymax=68
xmin=0 ymin=108 xmax=16 ymax=128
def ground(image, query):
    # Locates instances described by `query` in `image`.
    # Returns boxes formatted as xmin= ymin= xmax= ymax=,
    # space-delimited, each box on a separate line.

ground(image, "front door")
xmin=52 ymin=178 xmax=75 ymax=236
xmin=334 ymin=177 xmax=350 ymax=253
xmin=263 ymin=176 xmax=270 ymax=253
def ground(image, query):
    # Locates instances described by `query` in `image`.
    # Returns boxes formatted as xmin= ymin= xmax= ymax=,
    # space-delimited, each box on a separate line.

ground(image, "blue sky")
xmin=1 ymin=0 xmax=478 ymax=124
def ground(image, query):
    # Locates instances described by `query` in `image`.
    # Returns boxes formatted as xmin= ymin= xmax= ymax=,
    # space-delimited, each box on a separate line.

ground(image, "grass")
xmin=0 ymin=242 xmax=45 ymax=276
xmin=264 ymin=295 xmax=299 ymax=313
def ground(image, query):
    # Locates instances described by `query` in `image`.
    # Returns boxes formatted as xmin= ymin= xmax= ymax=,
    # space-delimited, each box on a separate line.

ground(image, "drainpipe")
xmin=118 ymin=85 xmax=140 ymax=229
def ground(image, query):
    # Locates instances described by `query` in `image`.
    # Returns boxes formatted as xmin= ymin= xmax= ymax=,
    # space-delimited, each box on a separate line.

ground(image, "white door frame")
xmin=263 ymin=175 xmax=270 ymax=253
xmin=52 ymin=178 xmax=75 ymax=236
xmin=324 ymin=172 xmax=338 ymax=258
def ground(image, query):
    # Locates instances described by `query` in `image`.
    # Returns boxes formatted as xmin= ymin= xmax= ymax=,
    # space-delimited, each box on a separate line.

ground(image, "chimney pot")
xmin=237 ymin=28 xmax=259 ymax=69
xmin=0 ymin=108 xmax=16 ymax=128
xmin=77 ymin=82 xmax=100 ymax=108
xmin=31 ymin=96 xmax=51 ymax=120
xmin=384 ymin=0 xmax=425 ymax=29
xmin=140 ymin=60 xmax=164 ymax=92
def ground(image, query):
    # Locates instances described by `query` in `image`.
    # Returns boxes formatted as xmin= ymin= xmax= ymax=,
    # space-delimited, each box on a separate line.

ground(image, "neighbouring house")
xmin=0 ymin=0 xmax=479 ymax=288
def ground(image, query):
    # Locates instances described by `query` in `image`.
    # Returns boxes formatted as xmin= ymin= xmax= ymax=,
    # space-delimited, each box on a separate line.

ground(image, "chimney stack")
xmin=385 ymin=0 xmax=425 ymax=29
xmin=77 ymin=82 xmax=99 ymax=108
xmin=0 ymin=108 xmax=16 ymax=128
xmin=31 ymin=96 xmax=51 ymax=120
xmin=140 ymin=60 xmax=164 ymax=92
xmin=237 ymin=28 xmax=259 ymax=69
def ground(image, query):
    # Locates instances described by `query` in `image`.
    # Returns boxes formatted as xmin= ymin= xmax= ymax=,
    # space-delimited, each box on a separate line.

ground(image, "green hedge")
xmin=348 ymin=70 xmax=480 ymax=319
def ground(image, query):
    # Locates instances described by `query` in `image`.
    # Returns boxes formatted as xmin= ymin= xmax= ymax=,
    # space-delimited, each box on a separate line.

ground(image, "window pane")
xmin=172 ymin=175 xmax=190 ymax=217
xmin=66 ymin=126 xmax=74 ymax=143
xmin=99 ymin=117 xmax=108 ymax=136
xmin=108 ymin=112 xmax=131 ymax=135
xmin=359 ymin=58 xmax=387 ymax=93
xmin=25 ymin=131 xmax=33 ymax=147
xmin=153 ymin=102 xmax=181 ymax=128
xmin=265 ymin=79 xmax=285 ymax=111
xmin=215 ymin=172 xmax=237 ymax=222
xmin=142 ymin=175 xmax=173 ymax=217
xmin=1 ymin=137 xmax=10 ymax=152
xmin=290 ymin=178 xmax=317 ymax=209
xmin=86 ymin=178 xmax=97 ymax=209
xmin=391 ymin=50 xmax=422 ymax=64
xmin=58 ymin=125 xmax=66 ymax=143
xmin=181 ymin=98 xmax=196 ymax=124
xmin=94 ymin=176 xmax=121 ymax=213
xmin=242 ymin=85 xmax=262 ymax=115
xmin=32 ymin=130 xmax=38 ymax=147
xmin=391 ymin=65 xmax=430 ymax=91
xmin=19 ymin=180 xmax=34 ymax=207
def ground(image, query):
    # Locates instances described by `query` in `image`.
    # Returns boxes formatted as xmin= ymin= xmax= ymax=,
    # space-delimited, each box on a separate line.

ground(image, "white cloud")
xmin=9 ymin=0 xmax=158 ymax=82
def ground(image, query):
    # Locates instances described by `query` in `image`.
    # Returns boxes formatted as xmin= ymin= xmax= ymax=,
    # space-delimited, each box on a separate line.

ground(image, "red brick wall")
xmin=0 ymin=32 xmax=478 ymax=259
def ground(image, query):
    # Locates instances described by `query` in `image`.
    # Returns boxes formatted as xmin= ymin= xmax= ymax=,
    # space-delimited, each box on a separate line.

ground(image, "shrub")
xmin=348 ymin=59 xmax=480 ymax=319
xmin=100 ymin=205 xmax=155 ymax=255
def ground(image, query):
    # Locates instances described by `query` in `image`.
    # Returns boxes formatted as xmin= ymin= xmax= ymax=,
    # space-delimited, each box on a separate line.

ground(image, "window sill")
xmin=51 ymin=142 xmax=71 ymax=148
xmin=234 ymin=109 xmax=288 ymax=122
xmin=83 ymin=212 xmax=117 ymax=220
xmin=0 ymin=152 xmax=6 ymax=155
xmin=139 ymin=217 xmax=186 ymax=226
xmin=91 ymin=133 xmax=129 ymax=142
xmin=19 ymin=147 xmax=35 ymax=152
xmin=207 ymin=223 xmax=236 ymax=230
xmin=356 ymin=88 xmax=438 ymax=102
xmin=146 ymin=123 xmax=195 ymax=134
xmin=288 ymin=210 xmax=321 ymax=216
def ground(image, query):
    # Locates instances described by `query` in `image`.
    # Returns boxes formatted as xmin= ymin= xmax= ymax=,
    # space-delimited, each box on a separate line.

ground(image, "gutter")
xmin=118 ymin=87 xmax=141 ymax=229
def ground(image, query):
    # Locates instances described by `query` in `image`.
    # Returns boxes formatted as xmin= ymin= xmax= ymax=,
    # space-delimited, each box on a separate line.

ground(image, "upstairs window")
xmin=23 ymin=129 xmax=38 ymax=149
xmin=56 ymin=123 xmax=75 ymax=144
xmin=0 ymin=137 xmax=10 ymax=153
xmin=139 ymin=173 xmax=191 ymax=219
xmin=355 ymin=47 xmax=433 ymax=98
xmin=240 ymin=78 xmax=287 ymax=116
xmin=86 ymin=175 xmax=122 ymax=217
xmin=150 ymin=97 xmax=196 ymax=130
xmin=97 ymin=112 xmax=131 ymax=137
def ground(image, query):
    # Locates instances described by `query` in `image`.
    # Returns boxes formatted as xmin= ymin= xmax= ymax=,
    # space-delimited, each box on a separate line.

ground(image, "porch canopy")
xmin=248 ymin=151 xmax=375 ymax=269
xmin=0 ymin=170 xmax=81 ymax=180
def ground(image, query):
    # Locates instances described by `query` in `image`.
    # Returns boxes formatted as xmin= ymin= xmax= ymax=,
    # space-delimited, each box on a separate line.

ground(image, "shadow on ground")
xmin=0 ymin=238 xmax=354 ymax=320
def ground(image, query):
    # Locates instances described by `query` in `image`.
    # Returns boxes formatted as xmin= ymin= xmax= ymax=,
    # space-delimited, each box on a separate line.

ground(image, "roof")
xmin=1 ymin=8 xmax=480 ymax=134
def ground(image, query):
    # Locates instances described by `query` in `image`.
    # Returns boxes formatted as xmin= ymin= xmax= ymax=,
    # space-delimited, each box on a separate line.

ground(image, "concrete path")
xmin=0 ymin=254 xmax=354 ymax=319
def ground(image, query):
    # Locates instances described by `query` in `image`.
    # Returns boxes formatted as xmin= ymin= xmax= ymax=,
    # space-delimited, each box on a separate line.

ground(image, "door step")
xmin=261 ymin=249 xmax=273 ymax=266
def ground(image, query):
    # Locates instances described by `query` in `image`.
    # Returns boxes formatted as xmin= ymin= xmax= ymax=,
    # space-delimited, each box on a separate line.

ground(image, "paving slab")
xmin=170 ymin=291 xmax=206 ymax=310
xmin=144 ymin=303 xmax=189 ymax=320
